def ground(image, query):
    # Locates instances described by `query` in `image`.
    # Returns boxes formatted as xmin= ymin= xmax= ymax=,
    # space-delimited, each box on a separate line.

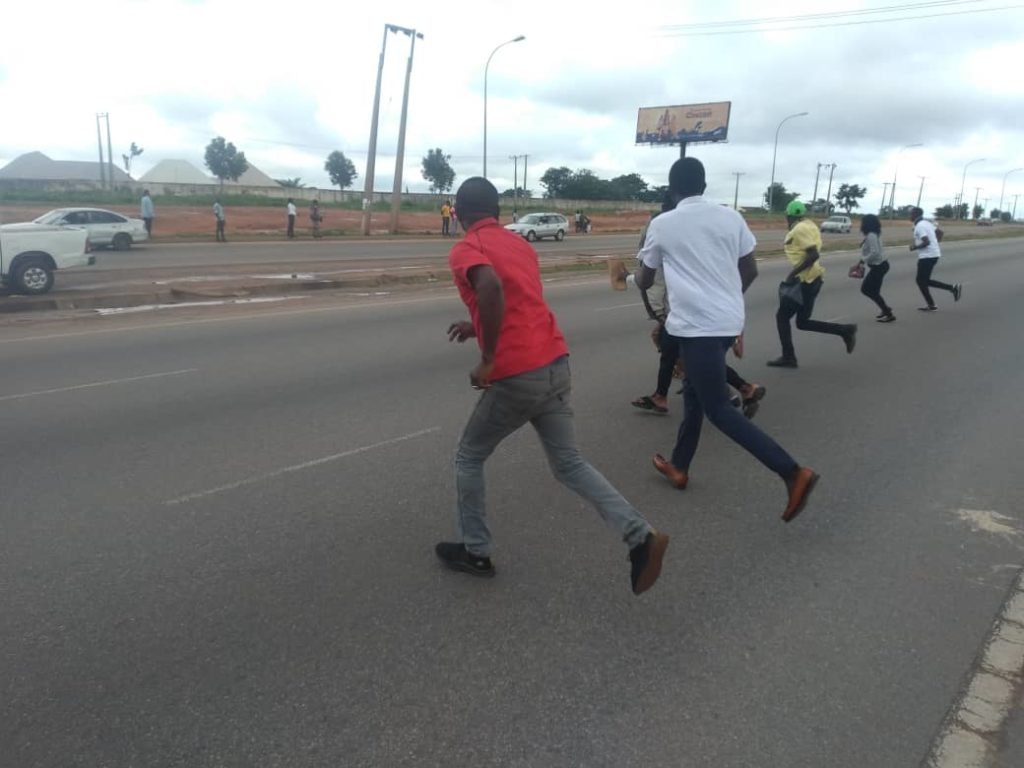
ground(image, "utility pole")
xmin=360 ymin=25 xmax=391 ymax=236
xmin=522 ymin=154 xmax=528 ymax=203
xmin=389 ymin=28 xmax=423 ymax=235
xmin=510 ymin=154 xmax=520 ymax=217
xmin=105 ymin=113 xmax=114 ymax=190
xmin=811 ymin=162 xmax=823 ymax=209
xmin=95 ymin=113 xmax=107 ymax=189
xmin=824 ymin=163 xmax=837 ymax=214
xmin=917 ymin=176 xmax=926 ymax=207
xmin=1012 ymin=194 xmax=1020 ymax=221
xmin=880 ymin=183 xmax=891 ymax=214
xmin=973 ymin=186 xmax=982 ymax=218
xmin=732 ymin=172 xmax=745 ymax=210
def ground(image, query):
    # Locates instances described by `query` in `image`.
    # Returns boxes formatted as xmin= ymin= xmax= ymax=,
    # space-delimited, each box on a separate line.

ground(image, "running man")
xmin=910 ymin=206 xmax=961 ymax=310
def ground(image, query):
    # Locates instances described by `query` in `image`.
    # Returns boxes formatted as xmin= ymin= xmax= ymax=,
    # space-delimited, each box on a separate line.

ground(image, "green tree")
xmin=540 ymin=166 xmax=573 ymax=198
xmin=990 ymin=208 xmax=1002 ymax=219
xmin=276 ymin=177 xmax=305 ymax=188
xmin=833 ymin=183 xmax=867 ymax=214
xmin=764 ymin=183 xmax=798 ymax=212
xmin=563 ymin=169 xmax=610 ymax=200
xmin=324 ymin=151 xmax=358 ymax=191
xmin=204 ymin=136 xmax=249 ymax=190
xmin=608 ymin=173 xmax=649 ymax=201
xmin=501 ymin=187 xmax=533 ymax=198
xmin=421 ymin=148 xmax=455 ymax=193
xmin=638 ymin=184 xmax=670 ymax=204
xmin=934 ymin=204 xmax=955 ymax=219
xmin=1000 ymin=211 xmax=1013 ymax=222
xmin=972 ymin=204 xmax=985 ymax=219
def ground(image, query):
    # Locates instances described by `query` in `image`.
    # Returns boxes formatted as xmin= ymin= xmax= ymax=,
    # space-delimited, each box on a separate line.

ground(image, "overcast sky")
xmin=1 ymin=0 xmax=1022 ymax=213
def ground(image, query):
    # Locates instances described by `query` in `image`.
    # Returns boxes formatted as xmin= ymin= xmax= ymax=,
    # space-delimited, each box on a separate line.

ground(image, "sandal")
xmin=631 ymin=395 xmax=668 ymax=414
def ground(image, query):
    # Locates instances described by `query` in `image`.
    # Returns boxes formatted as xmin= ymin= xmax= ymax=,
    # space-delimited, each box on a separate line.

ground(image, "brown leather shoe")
xmin=783 ymin=467 xmax=820 ymax=522
xmin=653 ymin=453 xmax=688 ymax=489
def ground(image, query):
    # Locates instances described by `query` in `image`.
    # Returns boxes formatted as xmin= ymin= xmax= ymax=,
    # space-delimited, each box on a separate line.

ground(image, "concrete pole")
xmin=96 ymin=114 xmax=107 ymax=189
xmin=880 ymin=183 xmax=891 ymax=214
xmin=105 ymin=113 xmax=114 ymax=190
xmin=917 ymin=176 xmax=926 ymax=207
xmin=389 ymin=30 xmax=421 ymax=234
xmin=824 ymin=163 xmax=837 ymax=214
xmin=360 ymin=25 xmax=391 ymax=236
xmin=510 ymin=154 xmax=519 ymax=216
xmin=959 ymin=158 xmax=985 ymax=219
xmin=732 ymin=172 xmax=744 ymax=210
xmin=999 ymin=168 xmax=1022 ymax=214
xmin=483 ymin=36 xmax=525 ymax=178
xmin=811 ymin=163 xmax=822 ymax=209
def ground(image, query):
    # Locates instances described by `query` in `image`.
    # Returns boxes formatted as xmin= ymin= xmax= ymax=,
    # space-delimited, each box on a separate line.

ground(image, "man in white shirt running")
xmin=910 ymin=207 xmax=961 ymax=311
xmin=635 ymin=157 xmax=818 ymax=523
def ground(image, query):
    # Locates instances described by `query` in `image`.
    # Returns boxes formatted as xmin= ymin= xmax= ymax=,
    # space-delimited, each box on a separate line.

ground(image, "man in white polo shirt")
xmin=910 ymin=206 xmax=961 ymax=310
xmin=635 ymin=157 xmax=818 ymax=523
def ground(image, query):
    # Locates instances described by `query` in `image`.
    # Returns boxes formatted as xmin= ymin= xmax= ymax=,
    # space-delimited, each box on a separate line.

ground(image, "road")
xmin=1 ymin=237 xmax=1023 ymax=767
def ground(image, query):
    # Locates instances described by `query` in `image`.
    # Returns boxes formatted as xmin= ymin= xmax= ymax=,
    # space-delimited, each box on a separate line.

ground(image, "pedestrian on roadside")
xmin=635 ymin=157 xmax=818 ymax=522
xmin=910 ymin=206 xmax=961 ymax=311
xmin=857 ymin=214 xmax=894 ymax=322
xmin=450 ymin=202 xmax=459 ymax=235
xmin=767 ymin=199 xmax=857 ymax=368
xmin=441 ymin=200 xmax=451 ymax=236
xmin=213 ymin=199 xmax=226 ymax=242
xmin=310 ymin=200 xmax=323 ymax=239
xmin=287 ymin=198 xmax=297 ymax=239
xmin=140 ymin=190 xmax=154 ymax=237
xmin=575 ymin=209 xmax=583 ymax=233
xmin=437 ymin=176 xmax=669 ymax=595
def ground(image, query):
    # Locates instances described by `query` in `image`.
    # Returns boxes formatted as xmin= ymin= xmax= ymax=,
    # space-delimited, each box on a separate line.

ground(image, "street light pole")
xmin=360 ymin=25 xmax=392 ymax=236
xmin=917 ymin=176 xmax=926 ymax=207
xmin=999 ymin=168 xmax=1022 ymax=214
xmin=483 ymin=36 xmax=525 ymax=178
xmin=768 ymin=111 xmax=808 ymax=213
xmin=389 ymin=28 xmax=424 ymax=235
xmin=959 ymin=158 xmax=986 ymax=219
xmin=732 ymin=172 xmax=745 ymax=210
xmin=889 ymin=142 xmax=923 ymax=218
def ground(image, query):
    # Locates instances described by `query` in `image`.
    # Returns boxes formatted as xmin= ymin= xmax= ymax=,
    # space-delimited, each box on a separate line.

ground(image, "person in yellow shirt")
xmin=441 ymin=201 xmax=451 ymax=236
xmin=767 ymin=200 xmax=857 ymax=368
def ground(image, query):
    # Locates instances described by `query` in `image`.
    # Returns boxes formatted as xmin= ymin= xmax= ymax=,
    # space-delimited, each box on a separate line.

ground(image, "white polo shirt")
xmin=639 ymin=196 xmax=756 ymax=338
xmin=913 ymin=218 xmax=941 ymax=259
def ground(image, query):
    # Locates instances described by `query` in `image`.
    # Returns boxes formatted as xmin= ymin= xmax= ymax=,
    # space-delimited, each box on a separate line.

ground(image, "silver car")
xmin=33 ymin=207 xmax=149 ymax=250
xmin=504 ymin=213 xmax=569 ymax=242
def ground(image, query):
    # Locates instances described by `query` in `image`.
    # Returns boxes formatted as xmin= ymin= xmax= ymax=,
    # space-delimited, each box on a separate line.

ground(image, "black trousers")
xmin=776 ymin=278 xmax=848 ymax=360
xmin=216 ymin=219 xmax=225 ymax=241
xmin=860 ymin=261 xmax=891 ymax=313
xmin=287 ymin=214 xmax=296 ymax=238
xmin=143 ymin=217 xmax=153 ymax=235
xmin=916 ymin=257 xmax=953 ymax=307
xmin=442 ymin=217 xmax=450 ymax=235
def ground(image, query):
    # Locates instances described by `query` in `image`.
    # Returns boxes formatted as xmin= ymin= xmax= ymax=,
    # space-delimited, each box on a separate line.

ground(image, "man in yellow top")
xmin=767 ymin=199 xmax=857 ymax=368
xmin=441 ymin=200 xmax=451 ymax=236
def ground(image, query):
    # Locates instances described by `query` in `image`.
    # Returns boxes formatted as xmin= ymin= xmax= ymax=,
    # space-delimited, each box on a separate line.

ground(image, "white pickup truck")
xmin=0 ymin=223 xmax=94 ymax=295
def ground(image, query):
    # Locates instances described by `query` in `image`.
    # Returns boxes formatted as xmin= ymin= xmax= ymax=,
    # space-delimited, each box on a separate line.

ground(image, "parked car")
xmin=33 ymin=207 xmax=148 ymax=250
xmin=1 ymin=222 xmax=93 ymax=295
xmin=504 ymin=213 xmax=569 ymax=242
xmin=820 ymin=215 xmax=852 ymax=234
xmin=976 ymin=217 xmax=993 ymax=226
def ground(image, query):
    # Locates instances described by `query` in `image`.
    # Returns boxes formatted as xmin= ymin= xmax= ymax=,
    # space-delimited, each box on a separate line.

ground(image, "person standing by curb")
xmin=310 ymin=200 xmax=323 ymax=239
xmin=213 ymin=199 xmax=226 ymax=242
xmin=437 ymin=177 xmax=669 ymax=596
xmin=767 ymin=200 xmax=857 ymax=368
xmin=287 ymin=198 xmax=297 ymax=239
xmin=636 ymin=158 xmax=818 ymax=523
xmin=910 ymin=206 xmax=961 ymax=311
xmin=140 ymin=190 xmax=154 ymax=237
xmin=441 ymin=200 xmax=451 ymax=236
xmin=857 ymin=214 xmax=893 ymax=322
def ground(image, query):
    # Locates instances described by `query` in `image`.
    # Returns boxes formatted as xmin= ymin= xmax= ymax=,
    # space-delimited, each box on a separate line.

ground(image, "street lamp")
xmin=483 ymin=35 xmax=525 ymax=178
xmin=959 ymin=158 xmax=985 ymax=219
xmin=999 ymin=167 xmax=1023 ymax=214
xmin=889 ymin=143 xmax=923 ymax=218
xmin=768 ymin=111 xmax=808 ymax=213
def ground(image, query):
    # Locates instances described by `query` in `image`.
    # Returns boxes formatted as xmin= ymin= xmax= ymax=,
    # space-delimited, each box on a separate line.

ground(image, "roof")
xmin=139 ymin=159 xmax=212 ymax=185
xmin=0 ymin=151 xmax=132 ymax=182
xmin=227 ymin=163 xmax=281 ymax=187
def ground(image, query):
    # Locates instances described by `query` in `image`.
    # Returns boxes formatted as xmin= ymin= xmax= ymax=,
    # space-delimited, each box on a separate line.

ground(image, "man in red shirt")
xmin=437 ymin=178 xmax=669 ymax=595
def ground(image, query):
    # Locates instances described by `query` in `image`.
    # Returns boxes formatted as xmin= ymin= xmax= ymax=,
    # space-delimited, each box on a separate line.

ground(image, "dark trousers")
xmin=656 ymin=326 xmax=749 ymax=398
xmin=287 ymin=214 xmax=296 ymax=238
xmin=776 ymin=278 xmax=848 ymax=360
xmin=442 ymin=217 xmax=450 ymax=235
xmin=916 ymin=257 xmax=953 ymax=307
xmin=143 ymin=217 xmax=153 ymax=235
xmin=670 ymin=337 xmax=798 ymax=476
xmin=216 ymin=219 xmax=225 ymax=241
xmin=860 ymin=261 xmax=891 ymax=313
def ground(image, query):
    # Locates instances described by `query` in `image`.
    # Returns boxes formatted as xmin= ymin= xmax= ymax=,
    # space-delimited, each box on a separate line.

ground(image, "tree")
xmin=972 ymin=204 xmax=985 ymax=219
xmin=501 ymin=187 xmax=533 ymax=198
xmin=1000 ymin=211 xmax=1013 ymax=223
xmin=990 ymin=208 xmax=1002 ymax=219
xmin=121 ymin=142 xmax=144 ymax=176
xmin=276 ymin=177 xmax=305 ymax=188
xmin=608 ymin=173 xmax=649 ymax=201
xmin=638 ymin=184 xmax=670 ymax=204
xmin=540 ymin=167 xmax=573 ymax=198
xmin=833 ymin=183 xmax=867 ymax=214
xmin=421 ymin=148 xmax=455 ymax=193
xmin=563 ymin=169 xmax=610 ymax=200
xmin=324 ymin=151 xmax=358 ymax=191
xmin=763 ymin=183 xmax=799 ymax=212
xmin=204 ymin=136 xmax=249 ymax=189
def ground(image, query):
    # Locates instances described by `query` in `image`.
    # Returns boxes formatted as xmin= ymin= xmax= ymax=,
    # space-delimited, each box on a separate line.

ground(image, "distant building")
xmin=228 ymin=164 xmax=281 ymax=188
xmin=0 ymin=151 xmax=132 ymax=183
xmin=139 ymin=159 xmax=211 ymax=185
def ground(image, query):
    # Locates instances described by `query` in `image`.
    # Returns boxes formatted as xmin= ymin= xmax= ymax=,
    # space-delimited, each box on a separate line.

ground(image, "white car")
xmin=820 ymin=215 xmax=852 ymax=234
xmin=1 ymin=222 xmax=93 ymax=295
xmin=504 ymin=213 xmax=569 ymax=242
xmin=33 ymin=207 xmax=148 ymax=250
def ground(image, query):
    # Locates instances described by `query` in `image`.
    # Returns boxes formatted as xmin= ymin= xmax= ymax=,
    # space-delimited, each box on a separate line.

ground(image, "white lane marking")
xmin=164 ymin=426 xmax=441 ymax=506
xmin=94 ymin=296 xmax=307 ymax=316
xmin=925 ymin=569 xmax=1024 ymax=767
xmin=595 ymin=302 xmax=643 ymax=312
xmin=0 ymin=369 xmax=197 ymax=402
xmin=0 ymin=279 xmax=609 ymax=346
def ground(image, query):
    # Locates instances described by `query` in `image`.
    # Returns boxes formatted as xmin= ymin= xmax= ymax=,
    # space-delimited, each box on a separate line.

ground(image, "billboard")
xmin=636 ymin=102 xmax=731 ymax=145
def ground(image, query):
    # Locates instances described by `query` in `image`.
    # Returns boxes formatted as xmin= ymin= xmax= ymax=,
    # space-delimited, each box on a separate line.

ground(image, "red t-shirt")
xmin=449 ymin=218 xmax=568 ymax=381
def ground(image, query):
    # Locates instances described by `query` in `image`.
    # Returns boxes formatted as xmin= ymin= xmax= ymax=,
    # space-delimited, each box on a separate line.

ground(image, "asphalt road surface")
xmin=2 ymin=237 xmax=1023 ymax=767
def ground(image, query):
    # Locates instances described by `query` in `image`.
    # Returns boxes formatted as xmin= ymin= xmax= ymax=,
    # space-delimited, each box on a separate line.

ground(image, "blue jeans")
xmin=455 ymin=356 xmax=652 ymax=557
xmin=670 ymin=338 xmax=799 ymax=478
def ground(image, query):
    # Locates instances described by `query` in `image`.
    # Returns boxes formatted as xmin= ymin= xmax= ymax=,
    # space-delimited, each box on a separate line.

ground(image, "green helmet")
xmin=786 ymin=200 xmax=807 ymax=217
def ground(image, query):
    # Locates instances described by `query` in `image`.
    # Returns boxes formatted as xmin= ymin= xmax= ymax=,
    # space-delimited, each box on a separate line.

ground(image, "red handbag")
xmin=848 ymin=262 xmax=866 ymax=279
